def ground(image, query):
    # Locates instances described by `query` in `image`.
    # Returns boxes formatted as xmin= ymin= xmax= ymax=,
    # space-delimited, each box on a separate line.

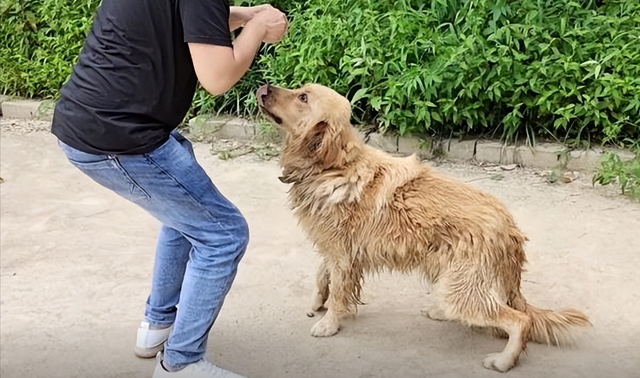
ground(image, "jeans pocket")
xmin=58 ymin=141 xmax=150 ymax=202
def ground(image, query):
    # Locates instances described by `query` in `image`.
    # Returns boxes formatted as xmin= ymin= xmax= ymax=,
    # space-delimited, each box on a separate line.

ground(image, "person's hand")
xmin=245 ymin=4 xmax=275 ymax=18
xmin=230 ymin=4 xmax=273 ymax=25
xmin=229 ymin=5 xmax=276 ymax=30
xmin=249 ymin=6 xmax=289 ymax=44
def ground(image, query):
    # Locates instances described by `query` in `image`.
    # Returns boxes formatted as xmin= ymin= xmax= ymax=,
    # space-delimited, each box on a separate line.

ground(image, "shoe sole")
xmin=134 ymin=343 xmax=165 ymax=358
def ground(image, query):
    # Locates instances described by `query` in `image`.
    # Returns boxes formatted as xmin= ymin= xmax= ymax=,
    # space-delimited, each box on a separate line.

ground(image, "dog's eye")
xmin=298 ymin=93 xmax=308 ymax=103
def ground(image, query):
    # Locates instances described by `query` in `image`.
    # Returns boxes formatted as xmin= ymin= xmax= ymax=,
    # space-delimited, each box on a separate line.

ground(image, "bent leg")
xmin=145 ymin=225 xmax=192 ymax=328
xmin=125 ymin=134 xmax=249 ymax=369
xmin=311 ymin=257 xmax=362 ymax=337
xmin=311 ymin=260 xmax=330 ymax=312
xmin=62 ymin=133 xmax=250 ymax=369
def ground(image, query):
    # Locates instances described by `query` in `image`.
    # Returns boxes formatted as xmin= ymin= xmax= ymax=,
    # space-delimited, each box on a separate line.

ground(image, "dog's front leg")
xmin=311 ymin=260 xmax=330 ymax=312
xmin=310 ymin=259 xmax=362 ymax=337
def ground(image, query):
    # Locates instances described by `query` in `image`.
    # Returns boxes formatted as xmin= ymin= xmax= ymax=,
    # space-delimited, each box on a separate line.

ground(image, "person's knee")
xmin=217 ymin=209 xmax=249 ymax=261
xmin=233 ymin=213 xmax=250 ymax=253
xmin=189 ymin=206 xmax=249 ymax=263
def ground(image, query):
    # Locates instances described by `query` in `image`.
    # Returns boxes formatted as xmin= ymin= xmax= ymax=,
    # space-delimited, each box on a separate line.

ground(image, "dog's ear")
xmin=278 ymin=167 xmax=298 ymax=184
xmin=302 ymin=120 xmax=342 ymax=168
xmin=302 ymin=120 xmax=330 ymax=154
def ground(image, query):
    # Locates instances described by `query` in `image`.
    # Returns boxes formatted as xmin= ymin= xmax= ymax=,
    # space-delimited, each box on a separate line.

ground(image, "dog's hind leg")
xmin=420 ymin=281 xmax=450 ymax=321
xmin=310 ymin=258 xmax=363 ymax=337
xmin=478 ymin=306 xmax=531 ymax=372
xmin=451 ymin=294 xmax=531 ymax=372
xmin=443 ymin=270 xmax=531 ymax=372
xmin=420 ymin=306 xmax=448 ymax=321
xmin=311 ymin=260 xmax=330 ymax=312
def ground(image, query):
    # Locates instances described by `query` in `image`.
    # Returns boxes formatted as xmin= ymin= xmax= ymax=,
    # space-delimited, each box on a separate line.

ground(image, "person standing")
xmin=51 ymin=1 xmax=288 ymax=377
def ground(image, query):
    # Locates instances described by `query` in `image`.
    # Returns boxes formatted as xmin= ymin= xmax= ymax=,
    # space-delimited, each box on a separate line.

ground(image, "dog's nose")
xmin=256 ymin=84 xmax=270 ymax=104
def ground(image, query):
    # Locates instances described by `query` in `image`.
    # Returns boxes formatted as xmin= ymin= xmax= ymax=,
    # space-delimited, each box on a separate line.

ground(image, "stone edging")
xmin=2 ymin=98 xmax=635 ymax=173
xmin=187 ymin=115 xmax=635 ymax=173
xmin=1 ymin=98 xmax=55 ymax=121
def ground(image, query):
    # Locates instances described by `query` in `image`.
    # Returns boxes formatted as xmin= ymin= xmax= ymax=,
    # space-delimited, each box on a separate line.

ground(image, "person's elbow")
xmin=200 ymin=79 xmax=234 ymax=97
xmin=189 ymin=43 xmax=239 ymax=97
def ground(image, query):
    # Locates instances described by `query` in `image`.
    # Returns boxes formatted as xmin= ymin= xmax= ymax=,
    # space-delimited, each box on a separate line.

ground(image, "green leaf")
xmin=350 ymin=88 xmax=368 ymax=104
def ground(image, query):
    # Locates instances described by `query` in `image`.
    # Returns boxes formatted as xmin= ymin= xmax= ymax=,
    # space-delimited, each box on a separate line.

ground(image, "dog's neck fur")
xmin=279 ymin=123 xmax=362 ymax=180
xmin=279 ymin=124 xmax=376 ymax=213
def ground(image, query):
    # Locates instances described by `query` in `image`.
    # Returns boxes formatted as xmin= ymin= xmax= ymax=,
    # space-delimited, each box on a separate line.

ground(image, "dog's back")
xmin=290 ymin=134 xmax=589 ymax=372
xmin=292 ymin=140 xmax=526 ymax=282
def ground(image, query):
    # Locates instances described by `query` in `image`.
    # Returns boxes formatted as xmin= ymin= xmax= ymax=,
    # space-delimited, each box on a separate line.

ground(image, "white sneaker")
xmin=152 ymin=352 xmax=247 ymax=378
xmin=135 ymin=321 xmax=172 ymax=358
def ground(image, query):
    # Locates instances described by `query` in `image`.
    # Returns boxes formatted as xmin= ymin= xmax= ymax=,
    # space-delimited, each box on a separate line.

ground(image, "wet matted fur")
xmin=257 ymin=83 xmax=591 ymax=372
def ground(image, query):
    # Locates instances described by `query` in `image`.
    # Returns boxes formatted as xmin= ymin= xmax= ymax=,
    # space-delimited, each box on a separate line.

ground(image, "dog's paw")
xmin=420 ymin=307 xmax=446 ymax=321
xmin=311 ymin=298 xmax=326 ymax=312
xmin=311 ymin=290 xmax=329 ymax=312
xmin=482 ymin=353 xmax=515 ymax=372
xmin=310 ymin=319 xmax=340 ymax=337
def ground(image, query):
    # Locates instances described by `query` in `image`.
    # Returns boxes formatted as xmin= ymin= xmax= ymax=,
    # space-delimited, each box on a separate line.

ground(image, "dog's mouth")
xmin=257 ymin=84 xmax=283 ymax=125
xmin=259 ymin=105 xmax=282 ymax=125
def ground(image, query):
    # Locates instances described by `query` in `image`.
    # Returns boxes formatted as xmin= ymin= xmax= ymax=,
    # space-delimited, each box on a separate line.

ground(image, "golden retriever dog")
xmin=256 ymin=83 xmax=591 ymax=372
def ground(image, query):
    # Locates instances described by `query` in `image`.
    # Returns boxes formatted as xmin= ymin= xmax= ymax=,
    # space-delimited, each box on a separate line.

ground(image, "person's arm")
xmin=189 ymin=21 xmax=265 ymax=95
xmin=189 ymin=7 xmax=288 ymax=96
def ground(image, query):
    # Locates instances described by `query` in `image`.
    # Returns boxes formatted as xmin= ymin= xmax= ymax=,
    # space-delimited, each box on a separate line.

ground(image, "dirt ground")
xmin=1 ymin=118 xmax=639 ymax=378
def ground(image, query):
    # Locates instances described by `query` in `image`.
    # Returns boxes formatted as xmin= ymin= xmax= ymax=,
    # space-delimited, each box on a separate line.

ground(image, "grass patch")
xmin=593 ymin=152 xmax=640 ymax=202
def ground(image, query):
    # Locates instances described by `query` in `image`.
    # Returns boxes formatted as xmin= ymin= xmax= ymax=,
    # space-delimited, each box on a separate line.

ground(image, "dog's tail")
xmin=523 ymin=303 xmax=591 ymax=346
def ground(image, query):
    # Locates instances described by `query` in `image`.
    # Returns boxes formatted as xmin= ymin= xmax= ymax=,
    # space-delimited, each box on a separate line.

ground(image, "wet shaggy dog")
xmin=257 ymin=83 xmax=591 ymax=372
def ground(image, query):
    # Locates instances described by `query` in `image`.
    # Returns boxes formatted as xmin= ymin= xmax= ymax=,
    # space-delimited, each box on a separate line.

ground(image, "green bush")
xmin=257 ymin=0 xmax=640 ymax=146
xmin=2 ymin=0 xmax=640 ymax=148
xmin=0 ymin=0 xmax=100 ymax=98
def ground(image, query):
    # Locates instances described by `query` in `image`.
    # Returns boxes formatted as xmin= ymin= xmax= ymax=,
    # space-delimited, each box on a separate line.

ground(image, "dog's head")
xmin=257 ymin=84 xmax=357 ymax=182
xmin=257 ymin=83 xmax=351 ymax=132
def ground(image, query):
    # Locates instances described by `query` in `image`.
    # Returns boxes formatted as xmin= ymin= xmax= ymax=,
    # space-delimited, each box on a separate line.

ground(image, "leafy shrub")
xmin=0 ymin=0 xmax=100 ymax=98
xmin=2 ymin=0 xmax=640 ymax=148
xmin=257 ymin=0 xmax=640 ymax=146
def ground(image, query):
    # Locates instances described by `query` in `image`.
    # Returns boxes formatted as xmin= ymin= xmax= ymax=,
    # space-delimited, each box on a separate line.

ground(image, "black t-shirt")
xmin=51 ymin=0 xmax=232 ymax=155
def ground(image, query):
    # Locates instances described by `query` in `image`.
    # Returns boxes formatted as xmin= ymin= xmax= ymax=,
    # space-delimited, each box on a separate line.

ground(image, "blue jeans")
xmin=58 ymin=131 xmax=249 ymax=369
